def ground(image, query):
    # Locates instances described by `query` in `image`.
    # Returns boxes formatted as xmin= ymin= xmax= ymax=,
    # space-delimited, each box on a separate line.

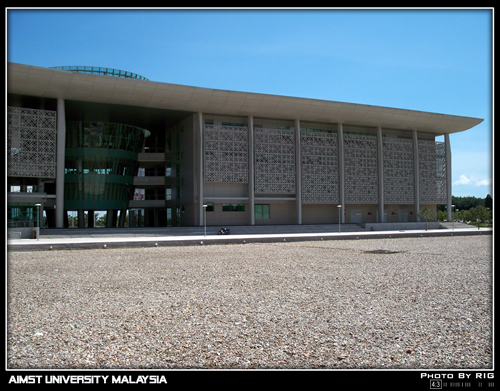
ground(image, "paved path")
xmin=7 ymin=223 xmax=492 ymax=252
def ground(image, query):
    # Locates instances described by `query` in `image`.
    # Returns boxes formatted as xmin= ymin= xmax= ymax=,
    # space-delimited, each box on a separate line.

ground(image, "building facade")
xmin=7 ymin=62 xmax=483 ymax=229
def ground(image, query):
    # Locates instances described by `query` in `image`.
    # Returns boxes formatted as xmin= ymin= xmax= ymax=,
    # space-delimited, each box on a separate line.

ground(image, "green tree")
xmin=95 ymin=212 xmax=107 ymax=227
xmin=438 ymin=196 xmax=486 ymax=213
xmin=437 ymin=209 xmax=447 ymax=222
xmin=417 ymin=207 xmax=434 ymax=231
xmin=485 ymin=194 xmax=492 ymax=210
xmin=453 ymin=196 xmax=485 ymax=211
xmin=468 ymin=205 xmax=490 ymax=229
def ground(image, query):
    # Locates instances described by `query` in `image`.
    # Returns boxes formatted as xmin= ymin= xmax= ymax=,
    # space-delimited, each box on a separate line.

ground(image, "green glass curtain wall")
xmin=64 ymin=121 xmax=150 ymax=211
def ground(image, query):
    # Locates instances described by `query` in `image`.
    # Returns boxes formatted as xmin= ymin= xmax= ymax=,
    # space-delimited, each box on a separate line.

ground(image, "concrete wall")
xmin=203 ymin=201 xmax=297 ymax=226
xmin=204 ymin=183 xmax=248 ymax=198
xmin=179 ymin=113 xmax=444 ymax=227
xmin=179 ymin=115 xmax=197 ymax=205
xmin=205 ymin=203 xmax=250 ymax=226
xmin=255 ymin=202 xmax=296 ymax=225
xmin=343 ymin=204 xmax=380 ymax=224
xmin=8 ymin=227 xmax=38 ymax=239
xmin=363 ymin=222 xmax=441 ymax=231
xmin=302 ymin=204 xmax=340 ymax=225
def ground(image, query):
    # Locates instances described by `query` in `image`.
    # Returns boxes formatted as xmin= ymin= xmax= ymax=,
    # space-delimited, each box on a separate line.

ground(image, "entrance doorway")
xmin=350 ymin=210 xmax=362 ymax=224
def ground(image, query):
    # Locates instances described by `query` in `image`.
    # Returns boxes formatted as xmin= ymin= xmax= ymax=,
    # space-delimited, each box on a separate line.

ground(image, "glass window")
xmin=166 ymin=134 xmax=172 ymax=152
xmin=255 ymin=204 xmax=270 ymax=219
xmin=221 ymin=122 xmax=247 ymax=127
xmin=222 ymin=203 xmax=245 ymax=212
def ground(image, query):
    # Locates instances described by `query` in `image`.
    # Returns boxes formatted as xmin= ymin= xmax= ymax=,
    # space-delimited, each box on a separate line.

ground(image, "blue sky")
xmin=7 ymin=8 xmax=492 ymax=198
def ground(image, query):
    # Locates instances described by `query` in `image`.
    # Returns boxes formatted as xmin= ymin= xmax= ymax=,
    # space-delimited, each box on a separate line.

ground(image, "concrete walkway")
xmin=7 ymin=223 xmax=492 ymax=251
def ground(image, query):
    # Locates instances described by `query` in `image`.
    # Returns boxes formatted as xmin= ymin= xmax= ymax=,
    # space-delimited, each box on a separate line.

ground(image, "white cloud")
xmin=453 ymin=174 xmax=492 ymax=189
xmin=475 ymin=178 xmax=492 ymax=187
xmin=454 ymin=174 xmax=473 ymax=186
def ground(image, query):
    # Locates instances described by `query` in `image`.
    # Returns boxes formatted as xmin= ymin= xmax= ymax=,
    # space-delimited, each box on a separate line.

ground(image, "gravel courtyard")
xmin=7 ymin=235 xmax=492 ymax=369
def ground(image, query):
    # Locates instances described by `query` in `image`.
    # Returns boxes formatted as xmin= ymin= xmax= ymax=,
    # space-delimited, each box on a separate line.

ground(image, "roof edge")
xmin=7 ymin=62 xmax=484 ymax=135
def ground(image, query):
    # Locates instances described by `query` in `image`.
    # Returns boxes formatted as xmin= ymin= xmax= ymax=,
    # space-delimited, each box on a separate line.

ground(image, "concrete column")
xmin=77 ymin=209 xmax=85 ymax=228
xmin=55 ymin=98 xmax=66 ymax=228
xmin=154 ymin=207 xmax=159 ymax=227
xmin=377 ymin=126 xmax=384 ymax=223
xmin=38 ymin=202 xmax=45 ymax=229
xmin=198 ymin=112 xmax=204 ymax=226
xmin=248 ymin=116 xmax=255 ymax=225
xmin=106 ymin=209 xmax=114 ymax=228
xmin=412 ymin=130 xmax=420 ymax=221
xmin=88 ymin=210 xmax=95 ymax=228
xmin=129 ymin=210 xmax=137 ymax=227
xmin=295 ymin=119 xmax=302 ymax=224
xmin=338 ymin=123 xmax=345 ymax=223
xmin=118 ymin=209 xmax=126 ymax=228
xmin=113 ymin=210 xmax=119 ymax=227
xmin=445 ymin=134 xmax=453 ymax=222
xmin=37 ymin=179 xmax=45 ymax=228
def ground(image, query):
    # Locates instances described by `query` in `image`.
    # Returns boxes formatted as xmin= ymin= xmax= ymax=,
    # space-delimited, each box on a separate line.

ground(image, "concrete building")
xmin=7 ymin=62 xmax=483 ymax=229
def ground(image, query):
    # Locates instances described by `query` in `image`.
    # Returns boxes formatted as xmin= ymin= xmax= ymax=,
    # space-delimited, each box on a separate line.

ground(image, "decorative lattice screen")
xmin=204 ymin=124 xmax=249 ymax=183
xmin=7 ymin=106 xmax=57 ymax=178
xmin=419 ymin=140 xmax=447 ymax=204
xmin=202 ymin=122 xmax=447 ymax=205
xmin=301 ymin=129 xmax=339 ymax=203
xmin=344 ymin=134 xmax=379 ymax=204
xmin=254 ymin=128 xmax=295 ymax=194
xmin=383 ymin=137 xmax=414 ymax=204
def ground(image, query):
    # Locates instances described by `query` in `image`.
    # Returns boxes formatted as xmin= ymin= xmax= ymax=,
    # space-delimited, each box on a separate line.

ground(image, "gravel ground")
xmin=7 ymin=235 xmax=493 ymax=369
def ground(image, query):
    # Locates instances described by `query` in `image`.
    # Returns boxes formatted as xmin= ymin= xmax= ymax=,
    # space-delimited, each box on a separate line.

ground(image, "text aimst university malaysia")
xmin=7 ymin=63 xmax=483 ymax=229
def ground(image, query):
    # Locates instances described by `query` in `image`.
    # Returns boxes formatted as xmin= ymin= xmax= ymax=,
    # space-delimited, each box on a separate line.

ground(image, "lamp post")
xmin=203 ymin=205 xmax=207 ymax=237
xmin=35 ymin=203 xmax=41 ymax=240
xmin=452 ymin=204 xmax=455 ymax=231
xmin=337 ymin=205 xmax=342 ymax=233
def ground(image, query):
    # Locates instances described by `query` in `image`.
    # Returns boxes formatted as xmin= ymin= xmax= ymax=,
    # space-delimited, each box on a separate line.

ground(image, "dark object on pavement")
xmin=217 ymin=227 xmax=231 ymax=235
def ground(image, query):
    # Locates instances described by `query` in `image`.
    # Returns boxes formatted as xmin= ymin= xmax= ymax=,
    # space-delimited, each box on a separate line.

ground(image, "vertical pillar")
xmin=445 ymin=134 xmax=453 ymax=222
xmin=377 ymin=126 xmax=384 ymax=223
xmin=106 ymin=209 xmax=114 ymax=228
xmin=248 ymin=116 xmax=255 ymax=225
xmin=338 ymin=123 xmax=345 ymax=223
xmin=295 ymin=119 xmax=302 ymax=224
xmin=38 ymin=202 xmax=45 ymax=229
xmin=198 ymin=112 xmax=204 ymax=226
xmin=37 ymin=178 xmax=45 ymax=228
xmin=129 ymin=210 xmax=136 ymax=227
xmin=412 ymin=130 xmax=420 ymax=221
xmin=118 ymin=210 xmax=126 ymax=228
xmin=55 ymin=98 xmax=66 ymax=228
xmin=88 ymin=210 xmax=95 ymax=228
xmin=78 ymin=209 xmax=85 ymax=228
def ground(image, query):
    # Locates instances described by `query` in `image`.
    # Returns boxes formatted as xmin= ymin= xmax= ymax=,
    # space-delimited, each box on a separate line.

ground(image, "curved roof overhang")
xmin=7 ymin=62 xmax=483 ymax=135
